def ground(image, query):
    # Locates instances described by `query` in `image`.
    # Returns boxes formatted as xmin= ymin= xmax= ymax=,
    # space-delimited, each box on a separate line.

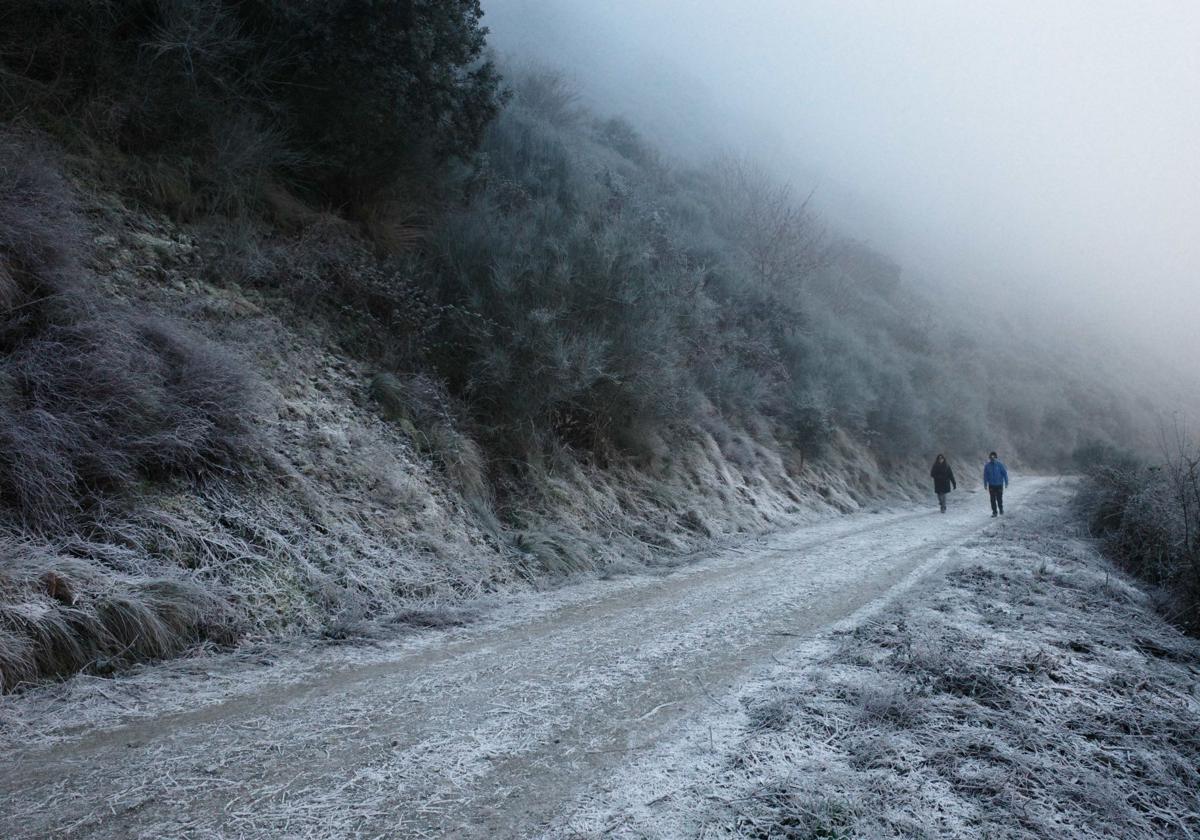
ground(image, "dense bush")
xmin=429 ymin=142 xmax=702 ymax=453
xmin=0 ymin=132 xmax=255 ymax=528
xmin=218 ymin=218 xmax=438 ymax=367
xmin=1075 ymin=435 xmax=1200 ymax=632
xmin=3 ymin=1 xmax=1160 ymax=470
xmin=0 ymin=0 xmax=503 ymax=207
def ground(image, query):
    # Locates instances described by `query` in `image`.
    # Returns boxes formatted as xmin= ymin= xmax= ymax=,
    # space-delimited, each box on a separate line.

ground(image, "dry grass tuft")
xmin=0 ymin=132 xmax=256 ymax=530
xmin=0 ymin=132 xmax=260 ymax=689
xmin=0 ymin=537 xmax=236 ymax=692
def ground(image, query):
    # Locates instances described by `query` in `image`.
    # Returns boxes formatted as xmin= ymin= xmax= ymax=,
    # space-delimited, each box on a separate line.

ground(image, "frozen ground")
xmin=551 ymin=480 xmax=1200 ymax=839
xmin=3 ymin=477 xmax=1193 ymax=838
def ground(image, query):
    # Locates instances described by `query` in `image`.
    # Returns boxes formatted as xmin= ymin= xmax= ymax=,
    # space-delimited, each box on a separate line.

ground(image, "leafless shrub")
xmin=1075 ymin=427 xmax=1200 ymax=632
xmin=711 ymin=154 xmax=827 ymax=290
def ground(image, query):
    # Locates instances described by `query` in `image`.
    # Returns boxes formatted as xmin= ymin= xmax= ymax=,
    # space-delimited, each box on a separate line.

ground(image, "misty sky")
xmin=482 ymin=1 xmax=1200 ymax=369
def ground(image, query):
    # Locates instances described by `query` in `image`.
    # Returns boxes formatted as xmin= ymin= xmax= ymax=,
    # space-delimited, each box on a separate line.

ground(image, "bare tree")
xmin=712 ymin=155 xmax=826 ymax=290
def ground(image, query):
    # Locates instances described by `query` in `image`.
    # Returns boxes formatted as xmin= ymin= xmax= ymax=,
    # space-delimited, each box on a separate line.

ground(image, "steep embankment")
xmin=0 ymin=0 xmax=1169 ymax=696
xmin=0 ymin=181 xmax=915 ymax=692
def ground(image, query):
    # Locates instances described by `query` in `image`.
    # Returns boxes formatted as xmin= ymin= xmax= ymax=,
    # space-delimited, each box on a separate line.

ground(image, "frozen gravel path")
xmin=0 ymin=478 xmax=1055 ymax=838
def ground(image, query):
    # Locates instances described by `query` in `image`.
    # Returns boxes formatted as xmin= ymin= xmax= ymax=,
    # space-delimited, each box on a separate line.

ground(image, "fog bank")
xmin=482 ymin=1 xmax=1200 ymax=375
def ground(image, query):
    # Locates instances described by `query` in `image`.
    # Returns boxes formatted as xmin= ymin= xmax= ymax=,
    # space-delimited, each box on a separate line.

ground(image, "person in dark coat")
xmin=930 ymin=454 xmax=956 ymax=513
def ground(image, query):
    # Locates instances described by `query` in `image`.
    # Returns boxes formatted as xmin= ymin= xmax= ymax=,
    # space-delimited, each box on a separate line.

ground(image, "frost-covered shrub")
xmin=0 ymin=132 xmax=255 ymax=528
xmin=1076 ymin=437 xmax=1200 ymax=632
xmin=424 ymin=98 xmax=707 ymax=456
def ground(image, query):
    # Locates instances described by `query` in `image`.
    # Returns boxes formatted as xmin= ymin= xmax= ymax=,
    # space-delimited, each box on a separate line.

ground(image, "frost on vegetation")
xmin=0 ymin=127 xmax=880 ymax=692
xmin=0 ymin=132 xmax=260 ymax=691
xmin=1073 ymin=434 xmax=1200 ymax=634
xmin=703 ymin=522 xmax=1200 ymax=839
xmin=0 ymin=131 xmax=511 ymax=693
xmin=0 ymin=20 xmax=1173 ymax=696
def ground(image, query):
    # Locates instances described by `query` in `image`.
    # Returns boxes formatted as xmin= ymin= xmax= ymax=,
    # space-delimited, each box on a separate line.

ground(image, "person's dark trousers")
xmin=988 ymin=485 xmax=1004 ymax=515
xmin=936 ymin=492 xmax=947 ymax=512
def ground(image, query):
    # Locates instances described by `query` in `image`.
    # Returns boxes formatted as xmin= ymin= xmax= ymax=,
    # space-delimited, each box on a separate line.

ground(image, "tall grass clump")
xmin=0 ymin=133 xmax=255 ymax=528
xmin=0 ymin=537 xmax=237 ymax=692
xmin=0 ymin=132 xmax=257 ymax=689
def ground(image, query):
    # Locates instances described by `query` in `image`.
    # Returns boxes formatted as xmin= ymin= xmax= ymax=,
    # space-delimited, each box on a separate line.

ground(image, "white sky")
xmin=482 ymin=1 xmax=1200 ymax=368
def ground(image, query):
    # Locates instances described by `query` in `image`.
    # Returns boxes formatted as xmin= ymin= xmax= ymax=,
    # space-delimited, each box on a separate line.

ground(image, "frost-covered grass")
xmin=0 ymin=485 xmax=984 ymax=839
xmin=704 ymin=518 xmax=1200 ymax=839
xmin=0 ymin=131 xmax=260 ymax=691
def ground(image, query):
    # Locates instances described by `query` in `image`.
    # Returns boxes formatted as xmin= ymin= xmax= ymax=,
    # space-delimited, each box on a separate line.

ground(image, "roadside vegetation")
xmin=1074 ymin=434 xmax=1200 ymax=633
xmin=0 ymin=1 xmax=1176 ymax=688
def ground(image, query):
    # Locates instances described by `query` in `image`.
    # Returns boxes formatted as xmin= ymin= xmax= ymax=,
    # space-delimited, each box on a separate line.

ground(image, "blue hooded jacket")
xmin=983 ymin=459 xmax=1009 ymax=487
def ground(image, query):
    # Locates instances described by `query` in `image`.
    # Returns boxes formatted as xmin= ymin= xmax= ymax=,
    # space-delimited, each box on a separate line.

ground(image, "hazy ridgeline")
xmin=420 ymin=66 xmax=1159 ymax=467
xmin=0 ymin=2 xmax=1178 ymax=687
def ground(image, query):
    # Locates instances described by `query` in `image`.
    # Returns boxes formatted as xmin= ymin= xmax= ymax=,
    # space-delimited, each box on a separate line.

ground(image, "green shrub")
xmin=235 ymin=0 xmax=504 ymax=202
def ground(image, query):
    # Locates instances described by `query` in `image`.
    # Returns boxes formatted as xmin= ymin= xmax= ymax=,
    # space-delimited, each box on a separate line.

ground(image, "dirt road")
xmin=0 ymin=478 xmax=1055 ymax=838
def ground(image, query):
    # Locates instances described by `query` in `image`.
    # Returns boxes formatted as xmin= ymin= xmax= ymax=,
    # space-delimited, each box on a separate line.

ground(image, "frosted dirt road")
xmin=0 ymin=478 xmax=1054 ymax=838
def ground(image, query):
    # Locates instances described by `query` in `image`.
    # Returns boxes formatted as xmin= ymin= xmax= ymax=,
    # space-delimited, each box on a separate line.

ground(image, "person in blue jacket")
xmin=983 ymin=451 xmax=1009 ymax=517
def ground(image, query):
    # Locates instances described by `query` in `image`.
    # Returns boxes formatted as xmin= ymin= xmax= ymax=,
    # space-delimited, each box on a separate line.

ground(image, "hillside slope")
xmin=0 ymin=178 xmax=910 ymax=692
